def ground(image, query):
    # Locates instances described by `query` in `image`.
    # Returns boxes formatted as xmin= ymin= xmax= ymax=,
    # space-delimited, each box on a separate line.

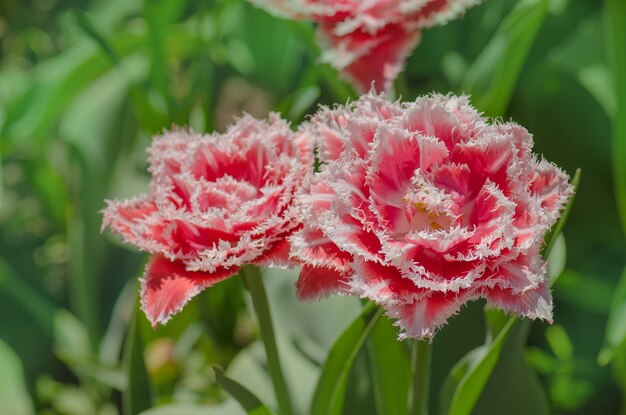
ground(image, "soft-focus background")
xmin=1 ymin=0 xmax=625 ymax=414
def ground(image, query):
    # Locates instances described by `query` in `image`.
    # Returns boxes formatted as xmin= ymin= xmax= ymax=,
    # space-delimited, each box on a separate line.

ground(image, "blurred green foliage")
xmin=0 ymin=0 xmax=625 ymax=414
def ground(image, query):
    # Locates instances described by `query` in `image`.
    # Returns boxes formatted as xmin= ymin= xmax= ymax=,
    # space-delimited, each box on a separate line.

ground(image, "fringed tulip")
xmin=103 ymin=115 xmax=312 ymax=327
xmin=292 ymin=93 xmax=573 ymax=339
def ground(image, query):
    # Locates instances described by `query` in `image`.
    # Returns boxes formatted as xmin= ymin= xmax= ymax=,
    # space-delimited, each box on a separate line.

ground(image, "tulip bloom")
xmin=103 ymin=115 xmax=312 ymax=327
xmin=250 ymin=0 xmax=483 ymax=92
xmin=292 ymin=93 xmax=573 ymax=339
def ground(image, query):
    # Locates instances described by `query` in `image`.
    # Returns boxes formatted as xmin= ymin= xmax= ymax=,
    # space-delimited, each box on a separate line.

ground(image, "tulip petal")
xmin=388 ymin=289 xmax=479 ymax=340
xmin=141 ymin=255 xmax=238 ymax=327
xmin=296 ymin=265 xmax=351 ymax=300
xmin=319 ymin=23 xmax=421 ymax=92
xmin=485 ymin=282 xmax=553 ymax=323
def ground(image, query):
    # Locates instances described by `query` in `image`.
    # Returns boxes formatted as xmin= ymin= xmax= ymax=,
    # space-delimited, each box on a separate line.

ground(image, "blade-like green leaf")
xmin=546 ymin=235 xmax=566 ymax=286
xmin=23 ymin=159 xmax=69 ymax=226
xmin=0 ymin=340 xmax=35 ymax=415
xmin=444 ymin=318 xmax=516 ymax=415
xmin=367 ymin=315 xmax=411 ymax=415
xmin=598 ymin=266 xmax=626 ymax=366
xmin=611 ymin=346 xmax=626 ymax=399
xmin=1 ymin=33 xmax=144 ymax=153
xmin=0 ymin=256 xmax=110 ymax=387
xmin=545 ymin=325 xmax=574 ymax=361
xmin=606 ymin=0 xmax=626 ymax=235
xmin=287 ymin=86 xmax=321 ymax=122
xmin=553 ymin=269 xmax=613 ymax=315
xmin=144 ymin=0 xmax=182 ymax=121
xmin=543 ymin=168 xmax=581 ymax=257
xmin=73 ymin=10 xmax=121 ymax=65
xmin=462 ymin=0 xmax=549 ymax=116
xmin=124 ymin=302 xmax=154 ymax=415
xmin=472 ymin=322 xmax=549 ymax=415
xmin=0 ymin=256 xmax=56 ymax=336
xmin=311 ymin=303 xmax=382 ymax=415
xmin=214 ymin=367 xmax=274 ymax=415
xmin=439 ymin=348 xmax=484 ymax=415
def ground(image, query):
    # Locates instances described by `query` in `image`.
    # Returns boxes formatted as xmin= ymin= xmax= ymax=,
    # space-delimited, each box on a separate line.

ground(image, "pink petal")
xmin=296 ymin=265 xmax=351 ymax=300
xmin=401 ymin=95 xmax=477 ymax=151
xmin=290 ymin=226 xmax=353 ymax=274
xmin=141 ymin=255 xmax=238 ymax=327
xmin=485 ymin=246 xmax=546 ymax=293
xmin=485 ymin=282 xmax=553 ymax=323
xmin=102 ymin=197 xmax=171 ymax=253
xmin=319 ymin=22 xmax=421 ymax=93
xmin=254 ymin=237 xmax=294 ymax=268
xmin=527 ymin=159 xmax=574 ymax=220
xmin=388 ymin=288 xmax=480 ymax=339
xmin=349 ymin=259 xmax=427 ymax=304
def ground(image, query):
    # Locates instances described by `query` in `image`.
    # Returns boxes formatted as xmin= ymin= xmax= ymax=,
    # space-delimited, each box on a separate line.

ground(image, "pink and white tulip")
xmin=103 ymin=114 xmax=312 ymax=327
xmin=292 ymin=93 xmax=573 ymax=339
xmin=249 ymin=0 xmax=483 ymax=92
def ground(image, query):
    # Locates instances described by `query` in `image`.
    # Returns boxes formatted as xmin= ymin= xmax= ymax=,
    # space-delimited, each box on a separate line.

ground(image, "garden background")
xmin=1 ymin=0 xmax=625 ymax=414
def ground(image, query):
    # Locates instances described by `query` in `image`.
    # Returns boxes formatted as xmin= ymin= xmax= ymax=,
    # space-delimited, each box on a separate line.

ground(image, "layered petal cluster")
xmin=103 ymin=114 xmax=312 ymax=327
xmin=293 ymin=93 xmax=573 ymax=339
xmin=249 ymin=0 xmax=483 ymax=92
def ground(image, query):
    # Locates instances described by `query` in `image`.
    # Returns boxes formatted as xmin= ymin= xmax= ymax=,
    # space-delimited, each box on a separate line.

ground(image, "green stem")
xmin=409 ymin=340 xmax=432 ymax=415
xmin=241 ymin=265 xmax=294 ymax=415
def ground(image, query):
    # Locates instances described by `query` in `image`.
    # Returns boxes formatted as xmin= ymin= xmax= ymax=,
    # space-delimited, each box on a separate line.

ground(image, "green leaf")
xmin=472 ymin=322 xmax=549 ymax=415
xmin=1 ymin=33 xmax=144 ymax=153
xmin=439 ymin=348 xmax=484 ymax=415
xmin=311 ymin=303 xmax=383 ymax=415
xmin=53 ymin=309 xmax=91 ymax=360
xmin=214 ymin=367 xmax=274 ymax=415
xmin=367 ymin=315 xmax=410 ymax=415
xmin=443 ymin=318 xmax=516 ymax=415
xmin=611 ymin=346 xmax=626 ymax=396
xmin=124 ymin=302 xmax=154 ymax=415
xmin=22 ymin=159 xmax=69 ymax=226
xmin=543 ymin=168 xmax=581 ymax=258
xmin=606 ymin=0 xmax=626 ymax=234
xmin=56 ymin=355 xmax=127 ymax=390
xmin=598 ymin=266 xmax=626 ymax=366
xmin=546 ymin=235 xmax=566 ymax=286
xmin=462 ymin=0 xmax=549 ymax=116
xmin=144 ymin=0 xmax=181 ymax=120
xmin=0 ymin=340 xmax=35 ymax=415
xmin=545 ymin=325 xmax=574 ymax=361
xmin=0 ymin=256 xmax=113 ymax=388
xmin=73 ymin=10 xmax=121 ymax=65
xmin=553 ymin=269 xmax=613 ymax=315
xmin=578 ymin=64 xmax=615 ymax=117
xmin=0 ymin=256 xmax=56 ymax=336
xmin=239 ymin=5 xmax=305 ymax=95
xmin=287 ymin=86 xmax=321 ymax=122
xmin=525 ymin=347 xmax=558 ymax=375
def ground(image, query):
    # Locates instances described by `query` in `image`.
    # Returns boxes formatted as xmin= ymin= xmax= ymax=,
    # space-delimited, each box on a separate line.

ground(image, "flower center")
xmin=403 ymin=199 xmax=451 ymax=232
